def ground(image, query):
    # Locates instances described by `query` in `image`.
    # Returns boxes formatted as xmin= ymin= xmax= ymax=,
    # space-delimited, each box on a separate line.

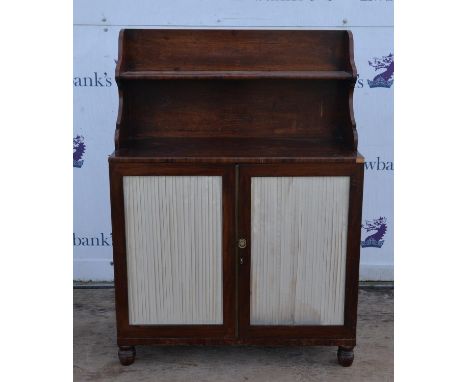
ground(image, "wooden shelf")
xmin=117 ymin=70 xmax=355 ymax=80
xmin=111 ymin=137 xmax=360 ymax=164
xmin=115 ymin=29 xmax=359 ymax=152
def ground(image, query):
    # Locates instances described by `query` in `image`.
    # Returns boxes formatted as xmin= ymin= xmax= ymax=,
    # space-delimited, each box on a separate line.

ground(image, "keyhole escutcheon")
xmin=238 ymin=238 xmax=247 ymax=249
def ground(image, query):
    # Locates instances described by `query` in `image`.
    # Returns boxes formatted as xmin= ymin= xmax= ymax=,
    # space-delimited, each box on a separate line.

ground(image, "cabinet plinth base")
xmin=337 ymin=346 xmax=354 ymax=367
xmin=118 ymin=346 xmax=136 ymax=366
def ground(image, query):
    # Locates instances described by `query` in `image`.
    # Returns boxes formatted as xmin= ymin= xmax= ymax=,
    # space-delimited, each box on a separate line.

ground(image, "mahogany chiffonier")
xmin=109 ymin=29 xmax=364 ymax=367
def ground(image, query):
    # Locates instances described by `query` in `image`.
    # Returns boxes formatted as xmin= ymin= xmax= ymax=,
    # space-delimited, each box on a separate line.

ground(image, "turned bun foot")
xmin=337 ymin=346 xmax=354 ymax=367
xmin=118 ymin=346 xmax=136 ymax=366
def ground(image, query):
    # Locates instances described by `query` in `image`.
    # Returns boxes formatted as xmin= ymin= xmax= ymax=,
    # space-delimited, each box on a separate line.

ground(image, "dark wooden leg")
xmin=337 ymin=346 xmax=354 ymax=367
xmin=118 ymin=346 xmax=136 ymax=366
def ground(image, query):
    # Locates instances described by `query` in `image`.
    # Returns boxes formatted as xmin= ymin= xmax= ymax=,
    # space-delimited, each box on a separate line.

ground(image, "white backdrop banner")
xmin=73 ymin=0 xmax=394 ymax=281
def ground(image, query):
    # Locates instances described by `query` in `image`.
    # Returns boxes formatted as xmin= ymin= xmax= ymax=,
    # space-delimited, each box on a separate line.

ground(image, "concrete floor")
xmin=74 ymin=288 xmax=393 ymax=382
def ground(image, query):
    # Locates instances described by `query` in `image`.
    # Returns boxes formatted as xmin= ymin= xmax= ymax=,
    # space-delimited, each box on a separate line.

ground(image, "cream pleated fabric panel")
xmin=123 ymin=176 xmax=223 ymax=325
xmin=250 ymin=176 xmax=350 ymax=325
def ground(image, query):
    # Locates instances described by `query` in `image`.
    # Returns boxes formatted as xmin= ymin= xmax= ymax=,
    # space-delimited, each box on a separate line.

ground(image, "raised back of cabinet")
xmin=115 ymin=29 xmax=357 ymax=151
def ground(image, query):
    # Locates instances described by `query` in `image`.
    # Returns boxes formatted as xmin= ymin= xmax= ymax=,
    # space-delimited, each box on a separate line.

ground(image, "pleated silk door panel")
xmin=250 ymin=176 xmax=350 ymax=326
xmin=123 ymin=175 xmax=223 ymax=325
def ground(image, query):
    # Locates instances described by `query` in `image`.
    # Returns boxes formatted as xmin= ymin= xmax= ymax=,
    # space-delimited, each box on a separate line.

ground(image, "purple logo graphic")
xmin=367 ymin=53 xmax=394 ymax=88
xmin=73 ymin=135 xmax=86 ymax=168
xmin=361 ymin=217 xmax=387 ymax=248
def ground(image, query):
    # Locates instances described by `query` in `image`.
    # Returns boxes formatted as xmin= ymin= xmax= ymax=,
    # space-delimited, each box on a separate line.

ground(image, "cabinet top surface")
xmin=109 ymin=137 xmax=363 ymax=164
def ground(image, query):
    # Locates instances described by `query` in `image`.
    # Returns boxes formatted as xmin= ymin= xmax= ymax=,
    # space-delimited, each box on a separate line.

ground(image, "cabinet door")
xmin=238 ymin=164 xmax=363 ymax=340
xmin=110 ymin=163 xmax=235 ymax=340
